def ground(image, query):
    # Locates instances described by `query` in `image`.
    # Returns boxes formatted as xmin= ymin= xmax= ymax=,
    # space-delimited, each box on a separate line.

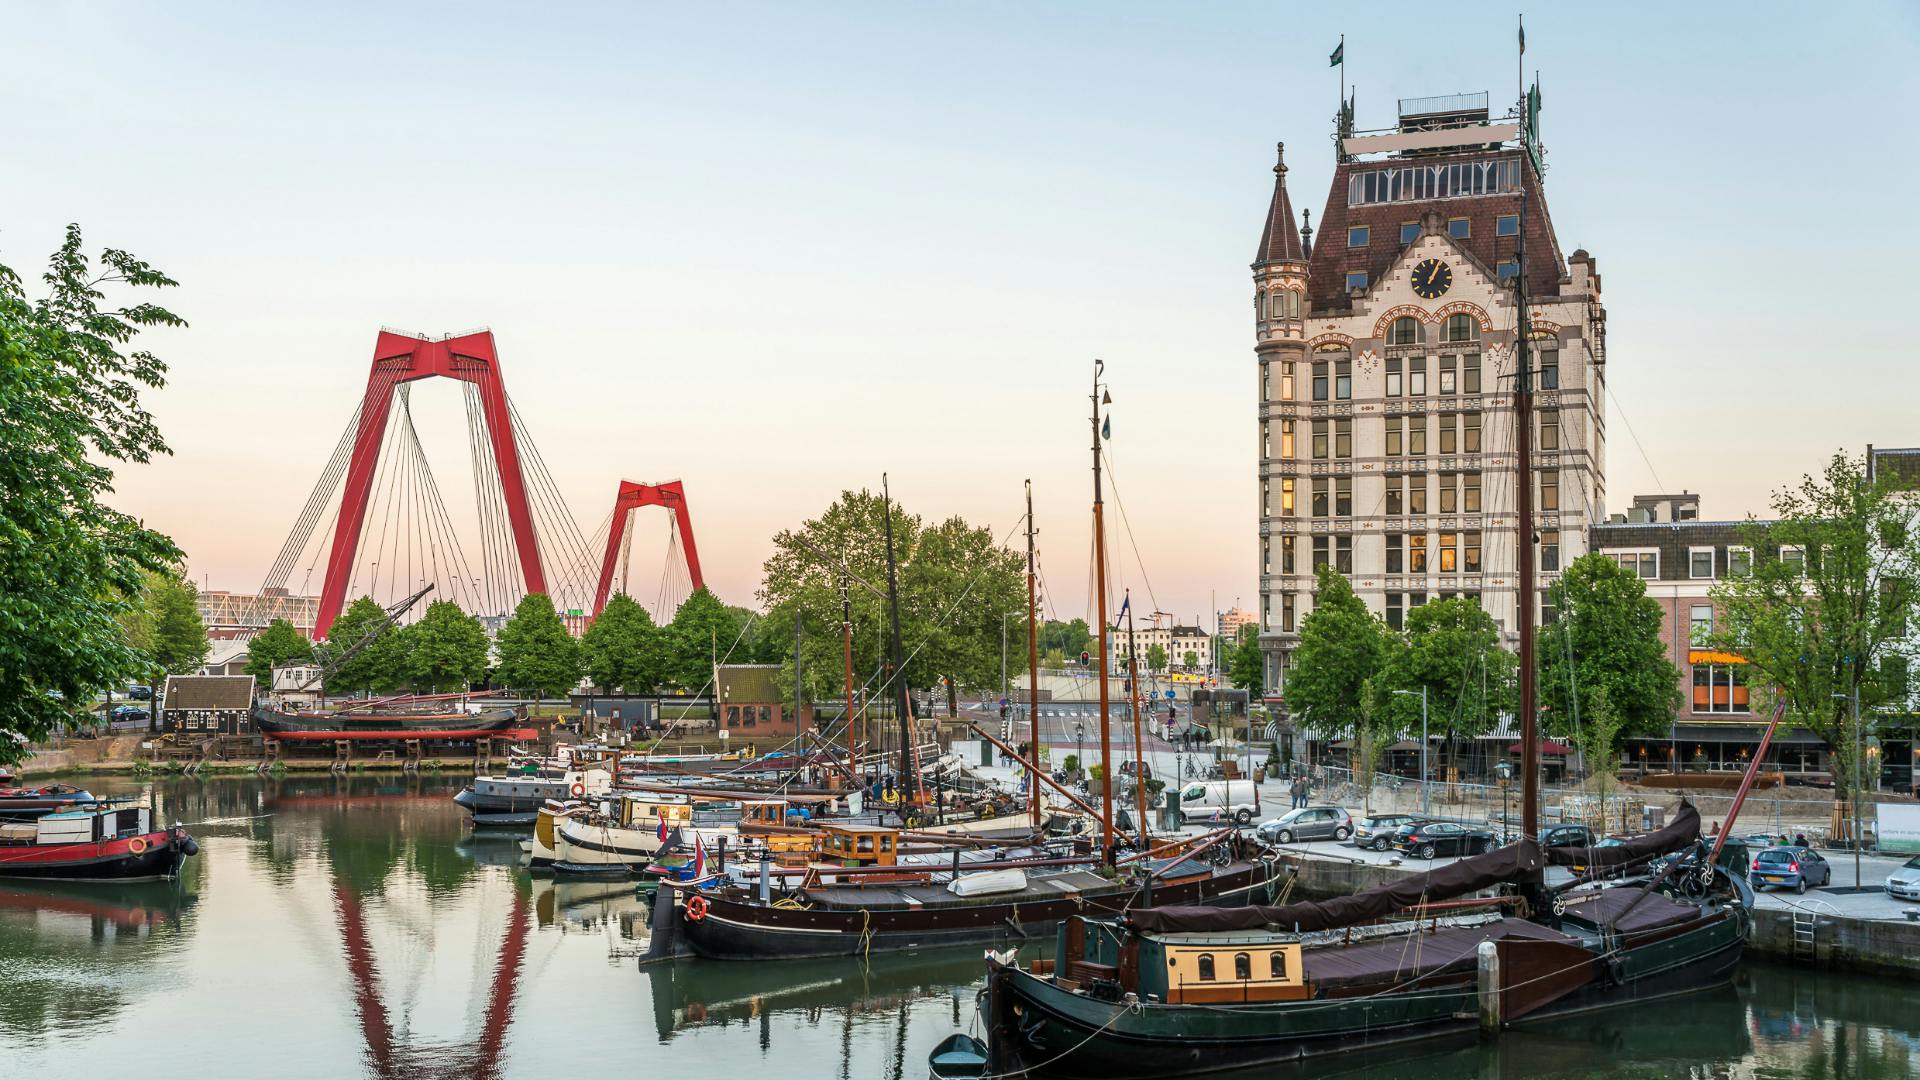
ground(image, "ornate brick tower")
xmin=1253 ymin=143 xmax=1310 ymax=695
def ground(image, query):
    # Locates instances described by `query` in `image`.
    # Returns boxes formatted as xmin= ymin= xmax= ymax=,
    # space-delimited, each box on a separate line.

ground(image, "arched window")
xmin=1390 ymin=317 xmax=1419 ymax=345
xmin=1197 ymin=954 xmax=1216 ymax=982
xmin=1270 ymin=951 xmax=1288 ymax=979
xmin=1234 ymin=953 xmax=1252 ymax=980
xmin=1445 ymin=313 xmax=1479 ymax=342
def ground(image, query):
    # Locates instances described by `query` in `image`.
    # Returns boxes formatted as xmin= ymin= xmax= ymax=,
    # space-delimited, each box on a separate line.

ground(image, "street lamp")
xmin=1393 ymin=687 xmax=1430 ymax=815
xmin=1494 ymin=760 xmax=1514 ymax=841
xmin=1075 ymin=720 xmax=1087 ymax=781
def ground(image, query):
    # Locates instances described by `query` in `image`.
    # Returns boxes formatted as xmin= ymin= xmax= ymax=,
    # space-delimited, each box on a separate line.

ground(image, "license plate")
xmin=1763 ymin=875 xmax=1784 ymax=882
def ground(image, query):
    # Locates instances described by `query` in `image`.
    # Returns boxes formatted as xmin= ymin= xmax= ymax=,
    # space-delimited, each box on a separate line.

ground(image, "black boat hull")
xmin=682 ymin=862 xmax=1276 ymax=961
xmin=0 ymin=837 xmax=193 ymax=883
xmin=253 ymin=706 xmax=520 ymax=736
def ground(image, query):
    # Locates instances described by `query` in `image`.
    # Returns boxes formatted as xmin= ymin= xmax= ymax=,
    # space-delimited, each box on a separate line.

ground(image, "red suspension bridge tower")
xmin=591 ymin=479 xmax=704 ymax=619
xmin=315 ymin=330 xmax=544 ymax=638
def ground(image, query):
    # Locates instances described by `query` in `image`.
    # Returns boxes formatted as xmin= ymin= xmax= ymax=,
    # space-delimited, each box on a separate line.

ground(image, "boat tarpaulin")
xmin=1303 ymin=917 xmax=1568 ymax=990
xmin=1540 ymin=801 xmax=1700 ymax=868
xmin=1126 ymin=839 xmax=1544 ymax=934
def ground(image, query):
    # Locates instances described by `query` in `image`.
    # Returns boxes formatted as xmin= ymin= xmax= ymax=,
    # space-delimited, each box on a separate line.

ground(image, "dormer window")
xmin=1497 ymin=260 xmax=1519 ymax=281
xmin=1346 ymin=271 xmax=1368 ymax=291
xmin=1497 ymin=214 xmax=1520 ymax=237
xmin=1447 ymin=218 xmax=1471 ymax=239
xmin=1400 ymin=222 xmax=1420 ymax=245
xmin=1348 ymin=225 xmax=1369 ymax=247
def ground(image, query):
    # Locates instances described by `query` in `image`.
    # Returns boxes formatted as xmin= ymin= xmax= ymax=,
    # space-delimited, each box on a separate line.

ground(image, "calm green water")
xmin=0 ymin=775 xmax=1915 ymax=1078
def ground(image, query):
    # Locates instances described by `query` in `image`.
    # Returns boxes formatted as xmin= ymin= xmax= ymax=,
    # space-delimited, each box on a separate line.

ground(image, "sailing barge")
xmin=982 ymin=805 xmax=1750 ymax=1077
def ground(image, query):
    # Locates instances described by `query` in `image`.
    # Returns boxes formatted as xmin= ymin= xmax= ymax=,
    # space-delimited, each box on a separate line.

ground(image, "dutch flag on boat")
xmin=692 ymin=834 xmax=708 ymax=879
xmin=657 ymin=811 xmax=670 ymax=842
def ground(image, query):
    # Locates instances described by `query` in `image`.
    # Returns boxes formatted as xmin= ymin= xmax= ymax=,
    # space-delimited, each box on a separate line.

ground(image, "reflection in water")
xmin=2 ymin=774 xmax=1917 ymax=1079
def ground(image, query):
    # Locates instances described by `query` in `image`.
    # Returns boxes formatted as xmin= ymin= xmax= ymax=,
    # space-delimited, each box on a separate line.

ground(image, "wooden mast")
xmin=1515 ymin=162 xmax=1540 ymax=848
xmin=1092 ymin=360 xmax=1115 ymax=866
xmin=841 ymin=571 xmax=855 ymax=785
xmin=881 ymin=473 xmax=915 ymax=805
xmin=1125 ymin=590 xmax=1149 ymax=849
xmin=1026 ymin=480 xmax=1043 ymax=830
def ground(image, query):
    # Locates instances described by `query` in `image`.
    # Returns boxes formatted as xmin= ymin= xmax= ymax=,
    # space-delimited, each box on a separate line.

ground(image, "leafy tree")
xmin=148 ymin=572 xmax=209 ymax=677
xmin=665 ymin=587 xmax=746 ymax=692
xmin=245 ymin=619 xmax=312 ymax=685
xmin=319 ymin=596 xmax=411 ymax=695
xmin=1537 ymin=553 xmax=1683 ymax=747
xmin=495 ymin=593 xmax=582 ymax=700
xmin=1380 ymin=597 xmax=1516 ymax=773
xmin=1042 ymin=647 xmax=1068 ymax=669
xmin=581 ymin=592 xmax=668 ymax=692
xmin=757 ymin=489 xmax=1022 ymax=709
xmin=1286 ymin=564 xmax=1394 ymax=751
xmin=1040 ymin=618 xmax=1093 ymax=661
xmin=1226 ymin=623 xmax=1264 ymax=698
xmin=0 ymin=228 xmax=185 ymax=758
xmin=1145 ymin=643 xmax=1168 ymax=674
xmin=405 ymin=600 xmax=490 ymax=693
xmin=1183 ymin=649 xmax=1199 ymax=670
xmin=1572 ymin=685 xmax=1629 ymax=830
xmin=1710 ymin=452 xmax=1920 ymax=800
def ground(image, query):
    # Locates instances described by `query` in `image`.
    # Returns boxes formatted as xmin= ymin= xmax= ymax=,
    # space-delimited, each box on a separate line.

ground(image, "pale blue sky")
xmin=4 ymin=2 xmax=1916 ymax=624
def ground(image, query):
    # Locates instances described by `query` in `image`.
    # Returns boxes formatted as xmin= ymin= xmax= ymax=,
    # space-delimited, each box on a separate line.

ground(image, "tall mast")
xmin=841 ymin=571 xmax=855 ymax=783
xmin=1125 ymin=590 xmax=1149 ymax=850
xmin=1026 ymin=480 xmax=1043 ymax=831
xmin=1092 ymin=360 xmax=1114 ymax=866
xmin=881 ymin=473 xmax=914 ymax=802
xmin=1515 ymin=162 xmax=1539 ymax=847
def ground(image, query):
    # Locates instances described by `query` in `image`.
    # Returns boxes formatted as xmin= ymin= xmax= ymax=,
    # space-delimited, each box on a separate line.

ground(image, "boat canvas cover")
xmin=1304 ymin=917 xmax=1569 ymax=990
xmin=1126 ymin=839 xmax=1544 ymax=934
xmin=1539 ymin=801 xmax=1700 ymax=868
xmin=1560 ymin=887 xmax=1704 ymax=934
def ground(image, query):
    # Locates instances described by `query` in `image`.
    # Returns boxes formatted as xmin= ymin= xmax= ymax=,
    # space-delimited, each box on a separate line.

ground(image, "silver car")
xmin=1886 ymin=855 xmax=1920 ymax=901
xmin=1256 ymin=805 xmax=1353 ymax=844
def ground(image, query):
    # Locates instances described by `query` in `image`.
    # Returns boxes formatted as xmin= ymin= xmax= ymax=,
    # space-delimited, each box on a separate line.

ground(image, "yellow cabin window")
xmin=1197 ymin=955 xmax=1216 ymax=982
xmin=1270 ymin=952 xmax=1288 ymax=979
xmin=1234 ymin=953 xmax=1251 ymax=980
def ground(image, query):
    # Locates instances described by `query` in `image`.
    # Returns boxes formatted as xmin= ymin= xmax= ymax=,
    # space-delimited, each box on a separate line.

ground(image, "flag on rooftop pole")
xmin=1518 ymin=16 xmax=1526 ymax=55
xmin=1329 ymin=38 xmax=1343 ymax=67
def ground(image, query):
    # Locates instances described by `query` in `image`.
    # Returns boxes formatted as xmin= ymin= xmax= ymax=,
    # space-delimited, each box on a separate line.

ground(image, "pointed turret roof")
xmin=1253 ymin=142 xmax=1306 ymax=265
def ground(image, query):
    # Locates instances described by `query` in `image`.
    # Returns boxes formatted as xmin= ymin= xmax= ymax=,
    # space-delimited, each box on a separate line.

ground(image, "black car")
xmin=1539 ymin=824 xmax=1597 ymax=848
xmin=109 ymin=704 xmax=150 ymax=725
xmin=1394 ymin=821 xmax=1496 ymax=859
xmin=1355 ymin=814 xmax=1427 ymax=852
xmin=128 ymin=685 xmax=154 ymax=701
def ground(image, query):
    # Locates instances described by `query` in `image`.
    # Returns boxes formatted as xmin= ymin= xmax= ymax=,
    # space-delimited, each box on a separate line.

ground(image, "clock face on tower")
xmin=1409 ymin=258 xmax=1453 ymax=300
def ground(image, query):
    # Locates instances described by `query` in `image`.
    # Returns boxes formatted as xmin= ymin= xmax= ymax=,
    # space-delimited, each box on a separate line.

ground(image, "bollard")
xmin=1476 ymin=940 xmax=1501 ymax=1035
xmin=759 ymin=851 xmax=772 ymax=904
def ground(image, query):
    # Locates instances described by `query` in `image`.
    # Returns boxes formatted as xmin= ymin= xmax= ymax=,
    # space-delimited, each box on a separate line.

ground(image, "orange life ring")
xmin=127 ymin=836 xmax=148 ymax=855
xmin=570 ymin=782 xmax=586 ymax=798
xmin=684 ymin=895 xmax=710 ymax=922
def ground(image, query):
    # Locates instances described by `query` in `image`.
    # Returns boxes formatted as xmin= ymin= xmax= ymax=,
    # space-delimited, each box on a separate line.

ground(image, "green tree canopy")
xmin=319 ymin=596 xmax=411 ymax=695
xmin=1226 ymin=623 xmax=1264 ymax=698
xmin=1285 ymin=564 xmax=1394 ymax=743
xmin=757 ymin=489 xmax=1022 ymax=709
xmin=405 ymin=600 xmax=490 ymax=693
xmin=1040 ymin=618 xmax=1093 ymax=661
xmin=1380 ymin=596 xmax=1516 ymax=753
xmin=1537 ymin=552 xmax=1683 ymax=745
xmin=1183 ymin=649 xmax=1200 ymax=670
xmin=495 ymin=593 xmax=582 ymax=700
xmin=147 ymin=571 xmax=209 ymax=678
xmin=665 ymin=587 xmax=746 ymax=692
xmin=1 ymin=227 xmax=186 ymax=757
xmin=581 ymin=592 xmax=668 ymax=692
xmin=1710 ymin=452 xmax=1920 ymax=799
xmin=245 ymin=619 xmax=312 ymax=685
xmin=1145 ymin=643 xmax=1168 ymax=674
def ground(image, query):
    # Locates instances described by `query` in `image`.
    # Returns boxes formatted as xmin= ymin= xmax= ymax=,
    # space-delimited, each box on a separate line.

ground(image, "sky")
xmin=5 ymin=2 xmax=1918 ymax=628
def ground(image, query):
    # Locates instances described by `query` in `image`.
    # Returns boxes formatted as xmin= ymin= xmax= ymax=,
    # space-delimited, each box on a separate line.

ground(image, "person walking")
xmin=1289 ymin=776 xmax=1307 ymax=810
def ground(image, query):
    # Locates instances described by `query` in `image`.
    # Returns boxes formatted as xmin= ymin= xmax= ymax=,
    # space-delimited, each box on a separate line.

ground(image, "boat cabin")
xmin=614 ymin=794 xmax=695 ymax=830
xmin=0 ymin=805 xmax=151 ymax=847
xmin=816 ymin=823 xmax=900 ymax=867
xmin=1052 ymin=915 xmax=1309 ymax=1005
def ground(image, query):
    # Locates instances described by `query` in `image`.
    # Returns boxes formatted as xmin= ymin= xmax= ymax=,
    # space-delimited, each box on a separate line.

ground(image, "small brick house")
xmin=715 ymin=664 xmax=811 ymax=739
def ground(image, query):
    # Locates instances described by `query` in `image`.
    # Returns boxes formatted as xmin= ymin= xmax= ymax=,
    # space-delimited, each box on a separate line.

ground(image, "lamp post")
xmin=1074 ymin=720 xmax=1087 ymax=784
xmin=1394 ymin=687 xmax=1430 ymax=815
xmin=1494 ymin=760 xmax=1513 ymax=842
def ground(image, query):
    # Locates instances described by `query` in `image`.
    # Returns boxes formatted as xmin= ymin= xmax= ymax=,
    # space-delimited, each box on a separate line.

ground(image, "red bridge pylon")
xmin=592 ymin=480 xmax=703 ymax=619
xmin=316 ymin=330 xmax=543 ymax=638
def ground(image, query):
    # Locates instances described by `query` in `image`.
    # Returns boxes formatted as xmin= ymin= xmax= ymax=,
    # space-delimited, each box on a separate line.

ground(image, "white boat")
xmin=553 ymin=793 xmax=738 ymax=874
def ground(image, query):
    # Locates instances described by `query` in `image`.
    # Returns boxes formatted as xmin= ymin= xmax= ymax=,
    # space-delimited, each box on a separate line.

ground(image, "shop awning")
xmin=1508 ymin=739 xmax=1571 ymax=756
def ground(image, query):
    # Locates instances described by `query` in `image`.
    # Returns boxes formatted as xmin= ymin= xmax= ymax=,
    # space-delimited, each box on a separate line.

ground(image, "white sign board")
xmin=1877 ymin=802 xmax=1920 ymax=854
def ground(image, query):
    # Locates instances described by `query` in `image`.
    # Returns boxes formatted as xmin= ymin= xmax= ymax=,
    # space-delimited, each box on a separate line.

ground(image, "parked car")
xmin=1355 ymin=814 xmax=1425 ymax=851
xmin=1256 ymin=806 xmax=1353 ymax=845
xmin=109 ymin=705 xmax=150 ymax=724
xmin=1177 ymin=779 xmax=1261 ymax=826
xmin=1749 ymin=846 xmax=1831 ymax=894
xmin=1885 ymin=855 xmax=1920 ymax=902
xmin=1539 ymin=824 xmax=1597 ymax=848
xmin=128 ymin=685 xmax=154 ymax=701
xmin=1394 ymin=821 xmax=1496 ymax=860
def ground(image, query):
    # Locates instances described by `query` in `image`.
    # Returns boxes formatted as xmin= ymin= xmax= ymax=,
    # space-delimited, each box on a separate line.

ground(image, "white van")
xmin=1177 ymin=779 xmax=1261 ymax=825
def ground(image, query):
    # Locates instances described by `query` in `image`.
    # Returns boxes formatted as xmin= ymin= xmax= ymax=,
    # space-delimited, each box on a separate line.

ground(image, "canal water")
xmin=2 ymin=775 xmax=1916 ymax=1078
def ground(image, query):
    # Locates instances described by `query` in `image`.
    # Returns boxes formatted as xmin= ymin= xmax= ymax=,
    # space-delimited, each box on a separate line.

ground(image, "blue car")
xmin=1749 ymin=846 xmax=1831 ymax=894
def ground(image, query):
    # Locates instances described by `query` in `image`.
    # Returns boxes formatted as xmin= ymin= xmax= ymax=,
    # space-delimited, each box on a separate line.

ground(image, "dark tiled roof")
xmin=717 ymin=664 xmax=782 ymax=704
xmin=1253 ymin=143 xmax=1305 ymax=265
xmin=1304 ymin=148 xmax=1565 ymax=313
xmin=162 ymin=675 xmax=256 ymax=712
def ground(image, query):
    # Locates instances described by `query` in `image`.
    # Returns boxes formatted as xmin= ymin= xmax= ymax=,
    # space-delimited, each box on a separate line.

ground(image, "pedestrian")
xmin=1289 ymin=776 xmax=1306 ymax=810
xmin=1794 ymin=832 xmax=1809 ymax=848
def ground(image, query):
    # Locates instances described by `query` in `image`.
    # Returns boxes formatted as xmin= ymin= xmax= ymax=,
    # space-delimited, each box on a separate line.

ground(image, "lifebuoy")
xmin=882 ymin=788 xmax=899 ymax=805
xmin=684 ymin=895 xmax=710 ymax=921
xmin=570 ymin=782 xmax=586 ymax=798
xmin=127 ymin=837 xmax=148 ymax=855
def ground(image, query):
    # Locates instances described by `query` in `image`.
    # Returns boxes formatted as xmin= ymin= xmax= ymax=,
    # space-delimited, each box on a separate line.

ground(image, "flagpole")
xmin=1517 ymin=15 xmax=1525 ymax=110
xmin=1339 ymin=34 xmax=1346 ymax=108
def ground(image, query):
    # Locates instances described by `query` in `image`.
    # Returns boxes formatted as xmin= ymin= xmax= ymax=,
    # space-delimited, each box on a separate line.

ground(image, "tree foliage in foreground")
xmin=1536 ymin=553 xmax=1681 ymax=747
xmin=0 ymin=227 xmax=186 ymax=759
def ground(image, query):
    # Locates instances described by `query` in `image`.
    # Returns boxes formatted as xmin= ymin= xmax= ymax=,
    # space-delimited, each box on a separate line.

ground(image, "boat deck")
xmin=804 ymin=869 xmax=1118 ymax=911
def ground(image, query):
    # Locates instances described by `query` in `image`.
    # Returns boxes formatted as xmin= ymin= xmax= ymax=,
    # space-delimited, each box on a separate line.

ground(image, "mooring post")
xmin=758 ymin=851 xmax=772 ymax=904
xmin=1476 ymin=940 xmax=1501 ymax=1035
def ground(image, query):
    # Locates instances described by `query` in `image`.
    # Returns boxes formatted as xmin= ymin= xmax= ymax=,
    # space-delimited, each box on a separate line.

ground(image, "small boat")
xmin=927 ymin=1033 xmax=990 ymax=1080
xmin=0 ymin=803 xmax=198 ymax=882
xmin=0 ymin=783 xmax=98 ymax=821
xmin=453 ymin=767 xmax=613 ymax=827
xmin=553 ymin=793 xmax=737 ymax=874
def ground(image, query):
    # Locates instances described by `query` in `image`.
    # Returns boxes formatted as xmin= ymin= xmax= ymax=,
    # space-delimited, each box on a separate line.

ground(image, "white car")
xmin=1886 ymin=855 xmax=1920 ymax=901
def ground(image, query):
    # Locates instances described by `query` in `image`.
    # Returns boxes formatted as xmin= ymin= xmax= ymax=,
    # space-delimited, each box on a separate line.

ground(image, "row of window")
xmin=1348 ymin=159 xmax=1525 ymax=206
xmin=1263 ymin=529 xmax=1563 ymax=579
xmin=1604 ymin=546 xmax=1793 ymax=581
xmin=1350 ymin=214 xmax=1520 ymax=248
xmin=1388 ymin=314 xmax=1481 ymax=345
xmin=723 ymin=705 xmax=773 ymax=727
xmin=1262 ymin=410 xmax=1562 ymax=463
xmin=1264 ymin=470 xmax=1561 ymax=520
xmin=1264 ymin=350 xmax=1560 ymax=405
xmin=1192 ymin=950 xmax=1288 ymax=982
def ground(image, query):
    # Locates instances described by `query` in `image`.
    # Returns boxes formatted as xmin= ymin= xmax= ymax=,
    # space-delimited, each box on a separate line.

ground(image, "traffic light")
xmin=1079 ymin=650 xmax=1089 ymax=665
